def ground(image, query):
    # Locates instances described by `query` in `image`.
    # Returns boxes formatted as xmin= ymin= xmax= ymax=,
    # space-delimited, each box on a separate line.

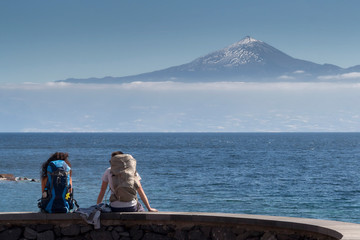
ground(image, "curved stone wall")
xmin=1 ymin=212 xmax=359 ymax=240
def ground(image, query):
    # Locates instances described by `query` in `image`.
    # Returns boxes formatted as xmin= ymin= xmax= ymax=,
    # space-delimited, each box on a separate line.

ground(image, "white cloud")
xmin=318 ymin=72 xmax=360 ymax=80
xmin=2 ymin=81 xmax=360 ymax=92
xmin=277 ymin=75 xmax=295 ymax=80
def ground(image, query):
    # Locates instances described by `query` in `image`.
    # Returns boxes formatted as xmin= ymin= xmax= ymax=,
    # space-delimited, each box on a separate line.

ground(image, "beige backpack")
xmin=109 ymin=154 xmax=140 ymax=202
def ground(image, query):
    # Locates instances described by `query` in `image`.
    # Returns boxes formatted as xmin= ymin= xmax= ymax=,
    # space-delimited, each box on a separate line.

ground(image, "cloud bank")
xmin=1 ymin=81 xmax=359 ymax=132
xmin=318 ymin=72 xmax=360 ymax=81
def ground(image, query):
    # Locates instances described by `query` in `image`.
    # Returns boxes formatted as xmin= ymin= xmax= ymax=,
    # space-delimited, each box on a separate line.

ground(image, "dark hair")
xmin=111 ymin=151 xmax=124 ymax=157
xmin=40 ymin=152 xmax=71 ymax=179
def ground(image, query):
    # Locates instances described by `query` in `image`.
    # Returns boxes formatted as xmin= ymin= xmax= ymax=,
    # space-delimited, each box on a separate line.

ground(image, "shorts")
xmin=110 ymin=201 xmax=145 ymax=212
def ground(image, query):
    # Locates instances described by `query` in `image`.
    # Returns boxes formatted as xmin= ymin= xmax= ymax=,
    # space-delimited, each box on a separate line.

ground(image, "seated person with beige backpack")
xmin=96 ymin=151 xmax=157 ymax=212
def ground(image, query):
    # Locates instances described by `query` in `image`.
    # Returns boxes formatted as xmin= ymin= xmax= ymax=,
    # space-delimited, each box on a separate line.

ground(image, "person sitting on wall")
xmin=97 ymin=151 xmax=158 ymax=212
xmin=39 ymin=152 xmax=78 ymax=213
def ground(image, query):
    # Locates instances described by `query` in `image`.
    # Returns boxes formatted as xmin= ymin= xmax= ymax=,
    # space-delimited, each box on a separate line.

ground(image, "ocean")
xmin=0 ymin=133 xmax=359 ymax=224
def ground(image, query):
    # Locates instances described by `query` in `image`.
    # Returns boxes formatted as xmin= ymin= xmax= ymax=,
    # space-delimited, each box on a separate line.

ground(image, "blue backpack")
xmin=38 ymin=160 xmax=78 ymax=213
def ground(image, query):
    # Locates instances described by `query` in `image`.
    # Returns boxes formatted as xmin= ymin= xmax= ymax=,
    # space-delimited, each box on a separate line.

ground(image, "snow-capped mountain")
xmin=189 ymin=36 xmax=267 ymax=68
xmin=58 ymin=36 xmax=359 ymax=83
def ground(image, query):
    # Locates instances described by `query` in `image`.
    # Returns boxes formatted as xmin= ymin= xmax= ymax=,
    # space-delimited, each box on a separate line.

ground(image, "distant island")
xmin=57 ymin=36 xmax=360 ymax=84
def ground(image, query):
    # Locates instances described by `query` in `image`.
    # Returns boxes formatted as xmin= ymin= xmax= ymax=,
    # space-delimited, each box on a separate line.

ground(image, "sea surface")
xmin=0 ymin=133 xmax=360 ymax=223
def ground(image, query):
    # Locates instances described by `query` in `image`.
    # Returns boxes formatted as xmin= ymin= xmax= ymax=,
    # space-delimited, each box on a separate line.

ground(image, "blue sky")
xmin=1 ymin=0 xmax=360 ymax=84
xmin=1 ymin=1 xmax=360 ymax=132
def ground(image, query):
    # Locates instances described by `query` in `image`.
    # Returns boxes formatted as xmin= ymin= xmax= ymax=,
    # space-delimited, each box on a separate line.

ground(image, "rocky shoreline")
xmin=0 ymin=174 xmax=38 ymax=182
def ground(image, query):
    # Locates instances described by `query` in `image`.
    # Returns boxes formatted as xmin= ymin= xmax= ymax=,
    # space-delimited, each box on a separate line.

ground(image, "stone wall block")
xmin=119 ymin=231 xmax=130 ymax=237
xmin=200 ymin=226 xmax=211 ymax=238
xmin=24 ymin=226 xmax=37 ymax=239
xmin=244 ymin=230 xmax=264 ymax=240
xmin=54 ymin=225 xmax=62 ymax=237
xmin=174 ymin=229 xmax=188 ymax=240
xmin=59 ymin=237 xmax=84 ymax=240
xmin=119 ymin=237 xmax=131 ymax=240
xmin=84 ymin=232 xmax=92 ymax=240
xmin=37 ymin=230 xmax=55 ymax=240
xmin=139 ymin=224 xmax=152 ymax=231
xmin=36 ymin=224 xmax=54 ymax=232
xmin=142 ymin=232 xmax=173 ymax=240
xmin=0 ymin=225 xmax=6 ymax=232
xmin=130 ymin=225 xmax=143 ymax=240
xmin=211 ymin=227 xmax=237 ymax=240
xmin=260 ymin=232 xmax=277 ymax=240
xmin=61 ymin=224 xmax=81 ymax=236
xmin=111 ymin=229 xmax=120 ymax=240
xmin=150 ymin=224 xmax=172 ymax=235
xmin=0 ymin=227 xmax=22 ymax=240
xmin=81 ymin=225 xmax=93 ymax=234
xmin=234 ymin=231 xmax=250 ymax=240
xmin=113 ymin=226 xmax=126 ymax=233
xmin=188 ymin=229 xmax=206 ymax=240
xmin=232 ymin=227 xmax=246 ymax=236
xmin=90 ymin=230 xmax=113 ymax=240
xmin=276 ymin=233 xmax=300 ymax=240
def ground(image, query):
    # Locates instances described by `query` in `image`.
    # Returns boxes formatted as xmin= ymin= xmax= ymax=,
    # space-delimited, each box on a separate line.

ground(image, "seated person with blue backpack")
xmin=38 ymin=152 xmax=78 ymax=213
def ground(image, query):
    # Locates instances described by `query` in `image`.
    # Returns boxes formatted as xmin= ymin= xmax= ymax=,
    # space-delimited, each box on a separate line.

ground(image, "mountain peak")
xmin=226 ymin=36 xmax=262 ymax=49
xmin=191 ymin=36 xmax=266 ymax=67
xmin=236 ymin=36 xmax=261 ymax=45
xmin=58 ymin=36 xmax=349 ymax=84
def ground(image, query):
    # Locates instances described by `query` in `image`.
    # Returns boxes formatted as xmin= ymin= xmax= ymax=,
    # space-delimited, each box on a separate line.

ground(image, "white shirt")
xmin=102 ymin=167 xmax=141 ymax=208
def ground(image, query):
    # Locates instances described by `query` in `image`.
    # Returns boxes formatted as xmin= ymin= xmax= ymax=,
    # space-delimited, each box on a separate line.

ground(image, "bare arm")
xmin=41 ymin=177 xmax=47 ymax=193
xmin=70 ymin=177 xmax=73 ymax=192
xmin=97 ymin=181 xmax=108 ymax=204
xmin=137 ymin=182 xmax=158 ymax=212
